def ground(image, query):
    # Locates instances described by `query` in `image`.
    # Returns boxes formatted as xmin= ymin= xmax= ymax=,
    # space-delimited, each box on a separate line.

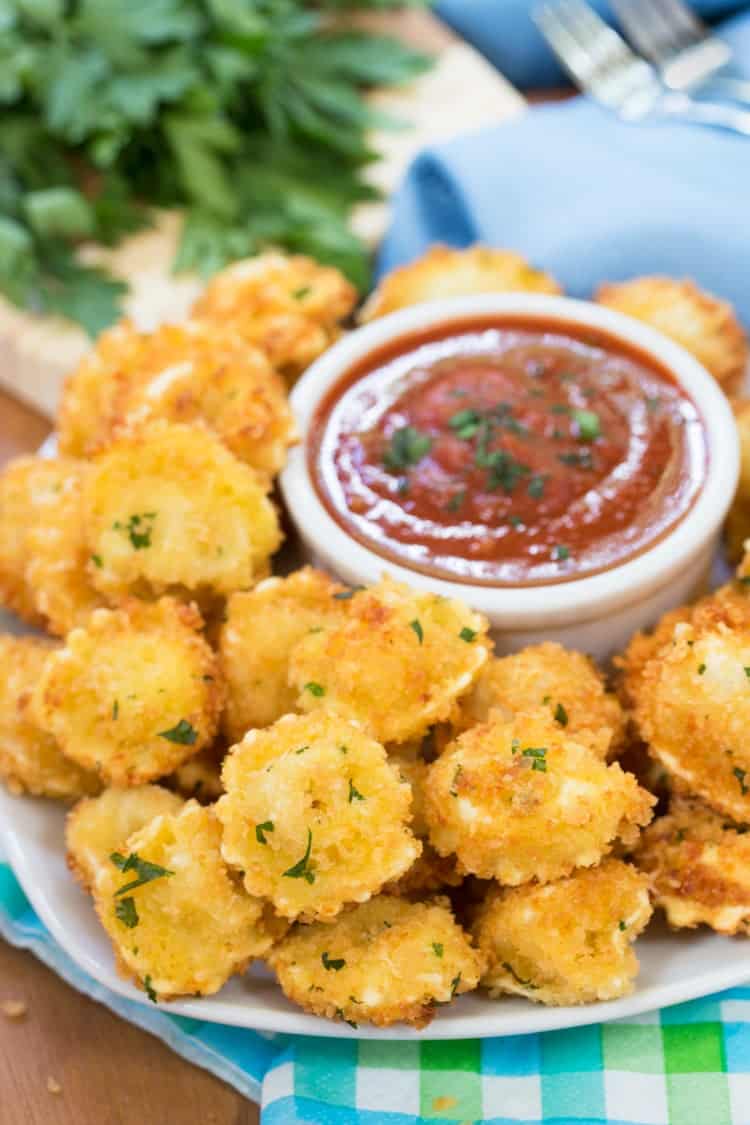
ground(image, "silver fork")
xmin=611 ymin=0 xmax=750 ymax=106
xmin=534 ymin=0 xmax=750 ymax=135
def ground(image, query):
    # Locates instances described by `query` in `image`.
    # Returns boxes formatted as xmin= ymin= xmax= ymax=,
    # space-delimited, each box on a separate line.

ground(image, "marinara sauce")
xmin=309 ymin=318 xmax=708 ymax=586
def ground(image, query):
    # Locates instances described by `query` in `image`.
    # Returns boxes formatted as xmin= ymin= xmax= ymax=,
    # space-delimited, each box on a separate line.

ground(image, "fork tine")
xmin=557 ymin=0 xmax=635 ymax=68
xmin=534 ymin=3 xmax=600 ymax=89
xmin=611 ymin=0 xmax=669 ymax=60
xmin=655 ymin=0 xmax=706 ymax=44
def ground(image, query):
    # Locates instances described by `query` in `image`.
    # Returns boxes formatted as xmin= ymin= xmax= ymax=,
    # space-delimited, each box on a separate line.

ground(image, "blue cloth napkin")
xmin=436 ymin=0 xmax=750 ymax=89
xmin=381 ymin=11 xmax=750 ymax=324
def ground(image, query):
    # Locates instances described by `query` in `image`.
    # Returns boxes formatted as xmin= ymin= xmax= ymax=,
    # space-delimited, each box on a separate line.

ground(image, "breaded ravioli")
xmin=460 ymin=643 xmax=625 ymax=758
xmin=219 ymin=568 xmax=347 ymax=741
xmin=596 ymin=276 xmax=748 ymax=394
xmin=424 ymin=711 xmax=654 ymax=884
xmin=0 ymin=636 xmax=99 ymax=800
xmin=360 ymin=245 xmax=561 ymax=322
xmin=58 ymin=320 xmax=297 ymax=477
xmin=269 ymin=895 xmax=484 ymax=1028
xmin=66 ymin=785 xmax=184 ymax=888
xmin=631 ymin=587 xmax=750 ymax=822
xmin=472 ymin=861 xmax=652 ymax=1006
xmin=289 ymin=577 xmax=490 ymax=744
xmin=93 ymin=802 xmax=278 ymax=999
xmin=0 ymin=455 xmax=101 ymax=633
xmin=635 ymin=796 xmax=750 ymax=934
xmin=192 ymin=252 xmax=357 ymax=381
xmin=217 ymin=712 xmax=421 ymax=921
xmin=82 ymin=422 xmax=281 ymax=601
xmin=33 ymin=599 xmax=222 ymax=786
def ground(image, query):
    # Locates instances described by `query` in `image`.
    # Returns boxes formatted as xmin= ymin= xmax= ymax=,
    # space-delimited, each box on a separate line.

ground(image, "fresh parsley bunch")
xmin=0 ymin=0 xmax=430 ymax=334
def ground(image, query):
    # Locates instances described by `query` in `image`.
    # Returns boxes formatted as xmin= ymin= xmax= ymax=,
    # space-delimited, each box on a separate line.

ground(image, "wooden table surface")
xmin=0 ymin=389 xmax=260 ymax=1125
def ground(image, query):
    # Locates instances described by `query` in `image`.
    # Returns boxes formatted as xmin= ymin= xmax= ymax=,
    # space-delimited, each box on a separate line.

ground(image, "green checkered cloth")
xmin=2 ymin=861 xmax=749 ymax=1124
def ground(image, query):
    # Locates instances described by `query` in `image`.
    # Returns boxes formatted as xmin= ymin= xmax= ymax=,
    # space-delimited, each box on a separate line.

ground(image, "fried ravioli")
xmin=33 ymin=598 xmax=222 ymax=786
xmin=596 ymin=276 xmax=748 ymax=394
xmin=93 ymin=802 xmax=278 ymax=999
xmin=269 ymin=895 xmax=484 ymax=1028
xmin=361 ymin=245 xmax=561 ymax=322
xmin=424 ymin=711 xmax=654 ymax=884
xmin=219 ymin=568 xmax=347 ymax=741
xmin=472 ymin=860 xmax=652 ymax=1005
xmin=217 ymin=712 xmax=420 ymax=921
xmin=289 ymin=577 xmax=490 ymax=744
xmin=0 ymin=635 xmax=99 ymax=800
xmin=82 ymin=423 xmax=281 ymax=601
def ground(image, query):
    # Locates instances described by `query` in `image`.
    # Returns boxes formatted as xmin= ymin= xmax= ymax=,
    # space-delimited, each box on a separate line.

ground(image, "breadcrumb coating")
xmin=0 ymin=635 xmax=99 ymax=800
xmin=635 ymin=796 xmax=750 ymax=934
xmin=94 ymin=801 xmax=279 ymax=999
xmin=0 ymin=456 xmax=102 ymax=634
xmin=82 ymin=422 xmax=281 ymax=601
xmin=596 ymin=276 xmax=748 ymax=393
xmin=33 ymin=598 xmax=222 ymax=786
xmin=192 ymin=253 xmax=357 ymax=381
xmin=460 ymin=643 xmax=625 ymax=759
xmin=217 ymin=712 xmax=421 ymax=922
xmin=630 ymin=587 xmax=750 ymax=821
xmin=66 ymin=785 xmax=184 ymax=888
xmin=269 ymin=895 xmax=484 ymax=1028
xmin=289 ymin=577 xmax=490 ymax=744
xmin=360 ymin=245 xmax=561 ymax=321
xmin=384 ymin=752 xmax=462 ymax=897
xmin=472 ymin=860 xmax=652 ymax=1006
xmin=168 ymin=748 xmax=224 ymax=804
xmin=424 ymin=711 xmax=654 ymax=884
xmin=726 ymin=399 xmax=750 ymax=562
xmin=219 ymin=567 xmax=347 ymax=742
xmin=59 ymin=320 xmax=297 ymax=477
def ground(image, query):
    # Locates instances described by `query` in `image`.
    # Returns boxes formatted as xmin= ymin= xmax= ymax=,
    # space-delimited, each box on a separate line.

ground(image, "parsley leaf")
xmin=459 ymin=627 xmax=476 ymax=643
xmin=283 ymin=828 xmax=315 ymax=883
xmin=158 ymin=719 xmax=197 ymax=745
xmin=115 ymin=896 xmax=139 ymax=929
xmin=304 ymin=682 xmax=325 ymax=698
xmin=554 ymin=702 xmax=568 ymax=726
xmin=348 ymin=779 xmax=364 ymax=803
xmin=110 ymin=852 xmax=174 ymax=895
xmin=256 ymin=821 xmax=274 ymax=845
xmin=383 ymin=426 xmax=432 ymax=471
xmin=409 ymin=618 xmax=423 ymax=644
xmin=322 ymin=951 xmax=346 ymax=971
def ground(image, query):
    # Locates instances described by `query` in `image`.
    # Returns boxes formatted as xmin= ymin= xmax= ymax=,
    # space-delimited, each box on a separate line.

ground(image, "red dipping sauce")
xmin=309 ymin=318 xmax=708 ymax=586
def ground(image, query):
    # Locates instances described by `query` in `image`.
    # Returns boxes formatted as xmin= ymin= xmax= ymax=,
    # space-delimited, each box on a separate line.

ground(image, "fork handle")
xmin=659 ymin=91 xmax=750 ymax=136
xmin=699 ymin=75 xmax=750 ymax=110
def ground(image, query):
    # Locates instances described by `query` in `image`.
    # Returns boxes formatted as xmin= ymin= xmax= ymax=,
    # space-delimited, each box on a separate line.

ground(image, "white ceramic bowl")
xmin=280 ymin=294 xmax=739 ymax=659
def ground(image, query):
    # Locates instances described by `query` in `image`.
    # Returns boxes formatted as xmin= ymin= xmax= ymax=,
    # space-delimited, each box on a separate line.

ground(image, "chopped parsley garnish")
xmin=432 ymin=942 xmax=444 ymax=958
xmin=511 ymin=737 xmax=521 ymax=755
xmin=554 ymin=702 xmax=568 ymax=727
xmin=550 ymin=403 xmax=570 ymax=415
xmin=335 ymin=1008 xmax=358 ymax=1029
xmin=383 ymin=426 xmax=432 ymax=471
xmin=144 ymin=975 xmax=157 ymax=1003
xmin=333 ymin=585 xmax=365 ymax=601
xmin=110 ymin=852 xmax=174 ymax=895
xmin=447 ymin=489 xmax=466 ymax=512
xmin=450 ymin=974 xmax=461 ymax=997
xmin=459 ymin=627 xmax=477 ymax=643
xmin=348 ymin=779 xmax=364 ymax=803
xmin=449 ymin=764 xmax=463 ymax=797
xmin=449 ymin=408 xmax=482 ymax=440
xmin=304 ymin=682 xmax=325 ymax=697
xmin=527 ymin=474 xmax=546 ymax=499
xmin=115 ymin=897 xmax=139 ymax=929
xmin=255 ymin=821 xmax=274 ymax=845
xmin=697 ymin=663 xmax=706 ymax=675
xmin=502 ymin=962 xmax=538 ymax=990
xmin=552 ymin=545 xmax=570 ymax=561
xmin=618 ymin=920 xmax=627 ymax=932
xmin=113 ymin=512 xmax=157 ymax=550
xmin=508 ymin=514 xmax=523 ymax=527
xmin=522 ymin=747 xmax=548 ymax=772
xmin=112 ymin=700 xmax=119 ymax=721
xmin=734 ymin=767 xmax=749 ymax=796
xmin=283 ymin=828 xmax=315 ymax=883
xmin=91 ymin=554 xmax=103 ymax=568
xmin=410 ymin=619 xmax=424 ymax=644
xmin=158 ymin=719 xmax=197 ymax=745
xmin=573 ymin=409 xmax=601 ymax=441
xmin=558 ymin=449 xmax=594 ymax=470
xmin=293 ymin=286 xmax=311 ymax=300
xmin=295 ymin=745 xmax=309 ymax=755
xmin=744 ymin=667 xmax=750 ymax=679
xmin=322 ymin=952 xmax=346 ymax=971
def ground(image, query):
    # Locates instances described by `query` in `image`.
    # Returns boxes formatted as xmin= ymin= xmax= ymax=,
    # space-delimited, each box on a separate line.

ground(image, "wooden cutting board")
xmin=0 ymin=9 xmax=525 ymax=420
